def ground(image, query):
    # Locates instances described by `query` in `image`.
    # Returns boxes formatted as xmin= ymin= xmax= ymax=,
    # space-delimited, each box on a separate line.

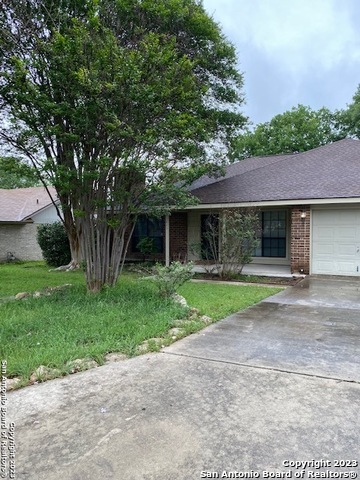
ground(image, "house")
xmin=0 ymin=186 xmax=59 ymax=262
xmin=4 ymin=138 xmax=360 ymax=276
xmin=146 ymin=138 xmax=360 ymax=277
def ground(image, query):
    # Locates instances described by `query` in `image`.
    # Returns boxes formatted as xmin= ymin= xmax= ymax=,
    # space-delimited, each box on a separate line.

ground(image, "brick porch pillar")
xmin=169 ymin=212 xmax=188 ymax=262
xmin=290 ymin=206 xmax=310 ymax=274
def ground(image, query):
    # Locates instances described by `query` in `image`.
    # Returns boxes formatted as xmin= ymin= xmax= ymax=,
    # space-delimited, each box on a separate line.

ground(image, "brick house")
xmin=141 ymin=138 xmax=360 ymax=276
xmin=4 ymin=138 xmax=360 ymax=276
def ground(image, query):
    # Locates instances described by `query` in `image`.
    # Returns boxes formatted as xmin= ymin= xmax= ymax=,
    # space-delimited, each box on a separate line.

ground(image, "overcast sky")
xmin=202 ymin=0 xmax=360 ymax=125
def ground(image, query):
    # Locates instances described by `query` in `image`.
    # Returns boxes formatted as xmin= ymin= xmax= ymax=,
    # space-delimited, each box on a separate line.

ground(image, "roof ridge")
xmin=223 ymin=138 xmax=360 ymax=182
xmin=17 ymin=198 xmax=29 ymax=222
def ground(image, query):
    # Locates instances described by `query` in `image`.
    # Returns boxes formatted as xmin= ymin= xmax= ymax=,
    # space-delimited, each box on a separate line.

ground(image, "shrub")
xmin=149 ymin=261 xmax=194 ymax=297
xmin=201 ymin=209 xmax=261 ymax=278
xmin=136 ymin=237 xmax=156 ymax=261
xmin=37 ymin=222 xmax=71 ymax=267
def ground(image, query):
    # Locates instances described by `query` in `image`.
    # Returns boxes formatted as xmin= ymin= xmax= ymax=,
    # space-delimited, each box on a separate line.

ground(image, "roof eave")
xmin=184 ymin=197 xmax=360 ymax=209
xmin=0 ymin=220 xmax=33 ymax=224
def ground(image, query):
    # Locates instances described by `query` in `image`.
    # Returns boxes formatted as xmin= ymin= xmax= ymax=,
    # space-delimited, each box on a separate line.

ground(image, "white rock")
xmin=6 ymin=377 xmax=21 ymax=391
xmin=200 ymin=315 xmax=213 ymax=325
xmin=30 ymin=365 xmax=61 ymax=383
xmin=171 ymin=293 xmax=188 ymax=308
xmin=168 ymin=327 xmax=184 ymax=337
xmin=15 ymin=292 xmax=29 ymax=300
xmin=66 ymin=358 xmax=98 ymax=374
xmin=104 ymin=353 xmax=128 ymax=363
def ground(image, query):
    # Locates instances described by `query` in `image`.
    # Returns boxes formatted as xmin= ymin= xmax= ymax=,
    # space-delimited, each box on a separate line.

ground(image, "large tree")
xmin=0 ymin=0 xmax=246 ymax=292
xmin=231 ymin=104 xmax=344 ymax=160
xmin=338 ymin=84 xmax=360 ymax=139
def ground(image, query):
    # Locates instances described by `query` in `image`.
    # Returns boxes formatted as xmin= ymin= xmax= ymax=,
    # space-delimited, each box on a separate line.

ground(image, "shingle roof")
xmin=0 ymin=186 xmax=57 ymax=222
xmin=189 ymin=138 xmax=360 ymax=204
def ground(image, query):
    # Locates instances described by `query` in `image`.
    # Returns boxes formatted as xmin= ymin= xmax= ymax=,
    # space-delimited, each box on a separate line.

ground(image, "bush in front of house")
xmin=149 ymin=261 xmax=194 ymax=298
xmin=37 ymin=222 xmax=71 ymax=267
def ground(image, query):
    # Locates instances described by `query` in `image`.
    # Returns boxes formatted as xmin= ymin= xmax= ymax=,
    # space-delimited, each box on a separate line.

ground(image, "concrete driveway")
xmin=6 ymin=277 xmax=360 ymax=480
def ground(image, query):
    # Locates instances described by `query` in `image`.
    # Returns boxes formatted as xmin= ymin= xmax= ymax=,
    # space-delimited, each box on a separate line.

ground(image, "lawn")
xmin=0 ymin=262 xmax=282 ymax=386
xmin=0 ymin=261 xmax=85 ymax=298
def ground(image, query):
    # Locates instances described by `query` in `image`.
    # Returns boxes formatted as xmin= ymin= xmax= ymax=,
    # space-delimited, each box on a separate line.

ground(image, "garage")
xmin=312 ymin=208 xmax=360 ymax=275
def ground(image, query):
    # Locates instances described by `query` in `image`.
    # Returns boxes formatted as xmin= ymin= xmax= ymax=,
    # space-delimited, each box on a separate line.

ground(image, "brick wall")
xmin=0 ymin=223 xmax=44 ymax=262
xmin=290 ymin=206 xmax=310 ymax=274
xmin=169 ymin=212 xmax=188 ymax=262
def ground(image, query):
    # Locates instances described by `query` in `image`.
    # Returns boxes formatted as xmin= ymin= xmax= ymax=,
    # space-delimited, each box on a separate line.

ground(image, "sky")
xmin=202 ymin=0 xmax=360 ymax=125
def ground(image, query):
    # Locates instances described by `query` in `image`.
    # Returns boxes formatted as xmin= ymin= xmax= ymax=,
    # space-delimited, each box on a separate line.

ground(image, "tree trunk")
xmin=77 ymin=212 xmax=134 ymax=293
xmin=53 ymin=203 xmax=82 ymax=271
xmin=65 ymin=229 xmax=81 ymax=270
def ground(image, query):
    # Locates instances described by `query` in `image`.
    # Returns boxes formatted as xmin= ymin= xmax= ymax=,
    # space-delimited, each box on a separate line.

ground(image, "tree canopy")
xmin=231 ymin=104 xmax=345 ymax=160
xmin=0 ymin=156 xmax=39 ymax=189
xmin=0 ymin=0 xmax=247 ymax=291
xmin=338 ymin=84 xmax=360 ymax=139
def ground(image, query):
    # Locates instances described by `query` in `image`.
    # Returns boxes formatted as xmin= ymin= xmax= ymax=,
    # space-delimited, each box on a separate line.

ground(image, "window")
xmin=254 ymin=211 xmax=286 ymax=258
xmin=132 ymin=216 xmax=164 ymax=253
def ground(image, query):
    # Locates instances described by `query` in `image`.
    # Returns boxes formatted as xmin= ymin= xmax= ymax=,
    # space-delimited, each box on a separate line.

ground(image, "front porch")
xmin=165 ymin=207 xmax=310 ymax=276
xmin=128 ymin=207 xmax=310 ymax=276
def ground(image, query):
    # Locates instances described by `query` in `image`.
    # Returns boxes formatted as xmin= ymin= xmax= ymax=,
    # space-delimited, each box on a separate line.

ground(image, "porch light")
xmin=300 ymin=211 xmax=307 ymax=219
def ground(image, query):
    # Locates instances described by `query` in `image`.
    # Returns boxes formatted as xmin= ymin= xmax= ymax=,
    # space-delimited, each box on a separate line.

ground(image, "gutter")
xmin=184 ymin=197 xmax=360 ymax=210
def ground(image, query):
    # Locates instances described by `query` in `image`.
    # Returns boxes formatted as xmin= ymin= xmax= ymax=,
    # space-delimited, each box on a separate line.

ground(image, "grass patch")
xmin=1 ymin=276 xmax=185 ymax=379
xmin=0 ymin=261 xmax=85 ymax=298
xmin=0 ymin=262 xmax=282 ymax=386
xmin=179 ymin=281 xmax=281 ymax=320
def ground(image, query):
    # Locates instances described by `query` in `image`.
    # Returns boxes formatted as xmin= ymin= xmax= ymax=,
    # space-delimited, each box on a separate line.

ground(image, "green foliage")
xmin=0 ymin=262 xmax=279 ymax=383
xmin=179 ymin=282 xmax=282 ymax=321
xmin=148 ymin=261 xmax=194 ymax=297
xmin=136 ymin=237 xmax=156 ymax=260
xmin=37 ymin=222 xmax=71 ymax=267
xmin=201 ymin=209 xmax=260 ymax=278
xmin=231 ymin=105 xmax=345 ymax=159
xmin=338 ymin=84 xmax=360 ymax=139
xmin=0 ymin=271 xmax=185 ymax=379
xmin=0 ymin=0 xmax=247 ymax=291
xmin=0 ymin=262 xmax=84 ymax=298
xmin=0 ymin=156 xmax=39 ymax=189
xmin=220 ymin=209 xmax=260 ymax=277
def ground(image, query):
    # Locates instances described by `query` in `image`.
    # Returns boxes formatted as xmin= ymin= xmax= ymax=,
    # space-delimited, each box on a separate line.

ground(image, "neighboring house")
xmin=0 ymin=186 xmax=59 ymax=262
xmin=150 ymin=138 xmax=360 ymax=276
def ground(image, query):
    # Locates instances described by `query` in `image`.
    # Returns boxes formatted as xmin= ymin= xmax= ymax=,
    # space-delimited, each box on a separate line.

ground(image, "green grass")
xmin=0 ymin=261 xmax=86 ymax=298
xmin=0 ymin=262 xmax=281 ymax=386
xmin=179 ymin=282 xmax=281 ymax=320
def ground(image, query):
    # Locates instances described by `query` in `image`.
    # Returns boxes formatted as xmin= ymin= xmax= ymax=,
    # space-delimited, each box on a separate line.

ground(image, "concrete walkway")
xmin=6 ymin=277 xmax=360 ymax=479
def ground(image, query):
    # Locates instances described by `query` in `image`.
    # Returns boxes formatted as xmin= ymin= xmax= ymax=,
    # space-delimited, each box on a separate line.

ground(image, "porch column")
xmin=165 ymin=214 xmax=170 ymax=266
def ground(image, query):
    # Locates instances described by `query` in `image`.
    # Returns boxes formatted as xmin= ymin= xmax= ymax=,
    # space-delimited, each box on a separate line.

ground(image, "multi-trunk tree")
xmin=0 ymin=0 xmax=247 ymax=292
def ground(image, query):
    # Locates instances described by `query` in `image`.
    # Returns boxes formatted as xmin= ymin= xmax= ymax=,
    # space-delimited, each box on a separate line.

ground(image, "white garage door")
xmin=312 ymin=209 xmax=360 ymax=275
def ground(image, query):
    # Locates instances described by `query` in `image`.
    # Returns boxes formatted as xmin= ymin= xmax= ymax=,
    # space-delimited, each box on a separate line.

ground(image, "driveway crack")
xmin=161 ymin=351 xmax=360 ymax=385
